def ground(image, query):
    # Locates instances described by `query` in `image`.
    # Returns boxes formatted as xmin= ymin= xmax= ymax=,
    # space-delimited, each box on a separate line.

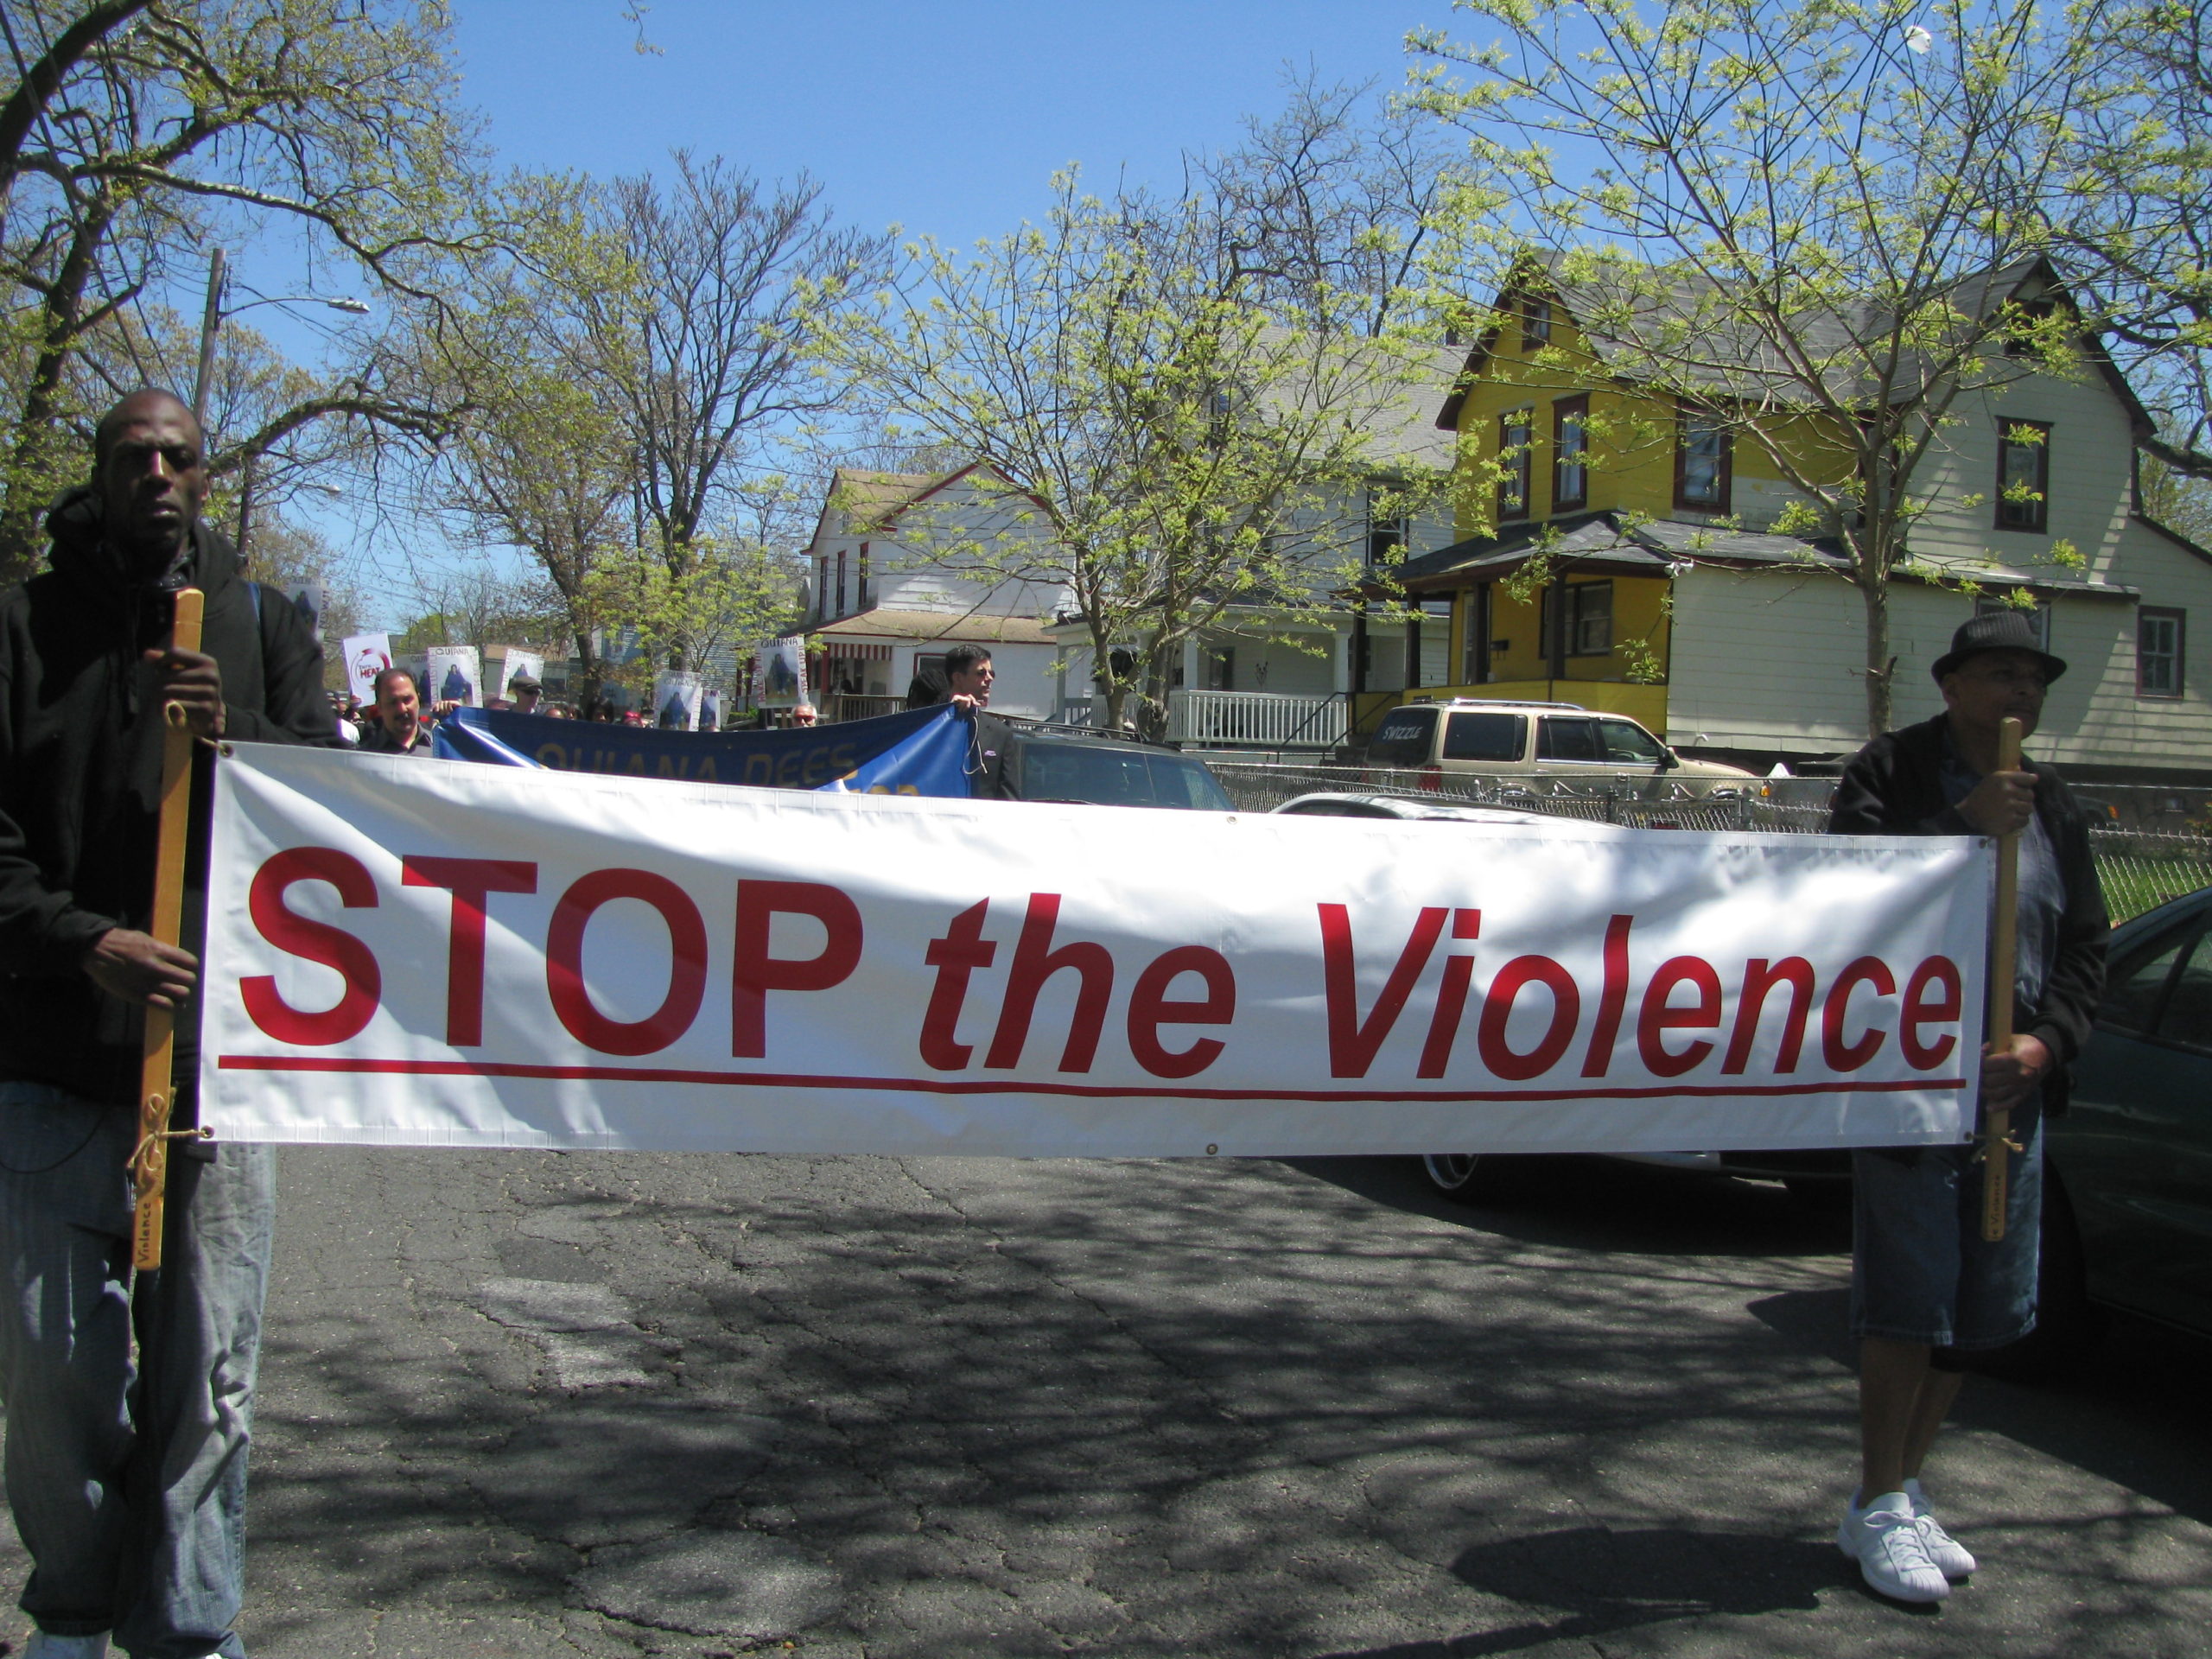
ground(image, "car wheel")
xmin=1420 ymin=1153 xmax=1524 ymax=1204
xmin=1963 ymin=1170 xmax=2108 ymax=1382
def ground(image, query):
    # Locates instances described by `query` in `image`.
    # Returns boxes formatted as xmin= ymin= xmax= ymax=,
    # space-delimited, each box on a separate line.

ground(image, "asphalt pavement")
xmin=3 ymin=1147 xmax=2207 ymax=1658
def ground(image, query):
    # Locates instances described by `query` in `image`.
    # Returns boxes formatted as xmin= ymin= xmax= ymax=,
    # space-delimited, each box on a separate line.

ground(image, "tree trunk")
xmin=1859 ymin=562 xmax=1893 ymax=740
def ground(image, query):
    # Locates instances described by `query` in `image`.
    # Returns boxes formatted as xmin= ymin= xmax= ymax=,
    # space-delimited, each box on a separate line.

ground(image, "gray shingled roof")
xmin=1379 ymin=510 xmax=2133 ymax=596
xmin=1447 ymin=251 xmax=2055 ymax=410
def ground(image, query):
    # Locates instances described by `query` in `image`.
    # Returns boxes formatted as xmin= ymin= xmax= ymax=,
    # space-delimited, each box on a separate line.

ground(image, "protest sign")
xmin=652 ymin=671 xmax=704 ymax=730
xmin=433 ymin=703 xmax=975 ymax=796
xmin=499 ymin=649 xmax=544 ymax=701
xmin=752 ymin=637 xmax=808 ymax=708
xmin=283 ymin=584 xmax=323 ymax=643
xmin=340 ymin=633 xmax=391 ymax=702
xmin=204 ymin=744 xmax=1988 ymax=1157
xmin=426 ymin=645 xmax=482 ymax=707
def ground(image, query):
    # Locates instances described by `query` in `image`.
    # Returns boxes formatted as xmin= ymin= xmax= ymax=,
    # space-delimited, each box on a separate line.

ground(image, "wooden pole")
xmin=1980 ymin=715 xmax=2024 ymax=1243
xmin=132 ymin=588 xmax=205 ymax=1272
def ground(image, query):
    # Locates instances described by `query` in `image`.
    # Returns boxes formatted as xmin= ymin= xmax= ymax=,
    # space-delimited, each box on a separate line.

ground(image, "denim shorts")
xmin=1850 ymin=1098 xmax=2042 ymax=1351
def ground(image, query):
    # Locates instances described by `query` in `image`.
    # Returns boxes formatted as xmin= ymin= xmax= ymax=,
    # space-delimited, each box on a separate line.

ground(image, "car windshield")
xmin=1012 ymin=738 xmax=1233 ymax=810
xmin=1368 ymin=708 xmax=1437 ymax=766
xmin=1597 ymin=719 xmax=1669 ymax=764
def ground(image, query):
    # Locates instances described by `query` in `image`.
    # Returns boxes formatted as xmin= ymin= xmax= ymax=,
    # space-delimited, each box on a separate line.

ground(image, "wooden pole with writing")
xmin=132 ymin=588 xmax=204 ymax=1272
xmin=1980 ymin=715 xmax=2025 ymax=1243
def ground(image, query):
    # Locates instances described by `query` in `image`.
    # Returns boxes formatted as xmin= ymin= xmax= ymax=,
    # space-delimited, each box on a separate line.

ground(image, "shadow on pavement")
xmin=1314 ymin=1526 xmax=1848 ymax=1656
xmin=1749 ymin=1287 xmax=2212 ymax=1531
xmin=1289 ymin=1153 xmax=1853 ymax=1260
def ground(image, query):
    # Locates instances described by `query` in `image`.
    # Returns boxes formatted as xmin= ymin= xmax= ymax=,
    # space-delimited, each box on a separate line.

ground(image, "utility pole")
xmin=191 ymin=248 xmax=226 ymax=423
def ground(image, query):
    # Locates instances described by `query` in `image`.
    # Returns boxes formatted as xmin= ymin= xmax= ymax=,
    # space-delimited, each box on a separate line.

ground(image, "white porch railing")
xmin=828 ymin=693 xmax=906 ymax=723
xmin=1167 ymin=690 xmax=1345 ymax=748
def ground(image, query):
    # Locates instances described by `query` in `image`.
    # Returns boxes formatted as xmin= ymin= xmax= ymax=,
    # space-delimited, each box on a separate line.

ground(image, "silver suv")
xmin=1362 ymin=699 xmax=1754 ymax=792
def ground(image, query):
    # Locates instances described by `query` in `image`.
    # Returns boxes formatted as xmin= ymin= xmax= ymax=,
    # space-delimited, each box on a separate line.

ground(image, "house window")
xmin=1567 ymin=581 xmax=1611 ymax=655
xmin=856 ymin=542 xmax=871 ymax=610
xmin=816 ymin=556 xmax=830 ymax=618
xmin=1675 ymin=402 xmax=1732 ymax=512
xmin=1521 ymin=297 xmax=1552 ymax=349
xmin=1974 ymin=594 xmax=2050 ymax=651
xmin=1206 ymin=647 xmax=1235 ymax=691
xmin=1497 ymin=407 xmax=1533 ymax=521
xmin=2139 ymin=607 xmax=2184 ymax=698
xmin=1553 ymin=395 xmax=1589 ymax=512
xmin=1995 ymin=419 xmax=2051 ymax=531
xmin=1366 ymin=490 xmax=1408 ymax=565
xmin=1539 ymin=581 xmax=1613 ymax=658
xmin=834 ymin=549 xmax=848 ymax=617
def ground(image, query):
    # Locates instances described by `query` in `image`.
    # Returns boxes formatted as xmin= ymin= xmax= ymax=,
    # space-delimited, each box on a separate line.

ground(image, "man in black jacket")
xmin=1824 ymin=611 xmax=2107 ymax=1605
xmin=0 ymin=390 xmax=334 ymax=1659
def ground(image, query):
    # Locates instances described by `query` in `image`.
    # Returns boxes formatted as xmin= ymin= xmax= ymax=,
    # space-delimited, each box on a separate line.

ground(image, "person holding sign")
xmin=1824 ymin=611 xmax=2107 ymax=1603
xmin=0 ymin=391 xmax=334 ymax=1658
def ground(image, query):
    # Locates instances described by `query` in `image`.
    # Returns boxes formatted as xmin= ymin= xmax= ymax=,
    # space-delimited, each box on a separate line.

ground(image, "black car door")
xmin=2061 ymin=904 xmax=2212 ymax=1332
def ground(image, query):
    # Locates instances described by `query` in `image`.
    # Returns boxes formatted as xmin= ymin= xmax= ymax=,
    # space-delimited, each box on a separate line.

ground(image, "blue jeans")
xmin=1850 ymin=1096 xmax=2043 ymax=1351
xmin=0 ymin=1082 xmax=274 ymax=1659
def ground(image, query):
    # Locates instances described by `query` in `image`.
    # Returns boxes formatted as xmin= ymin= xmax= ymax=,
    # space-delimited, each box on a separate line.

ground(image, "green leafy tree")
xmin=0 ymin=0 xmax=492 ymax=579
xmin=807 ymin=170 xmax=1448 ymax=736
xmin=1413 ymin=0 xmax=2139 ymax=736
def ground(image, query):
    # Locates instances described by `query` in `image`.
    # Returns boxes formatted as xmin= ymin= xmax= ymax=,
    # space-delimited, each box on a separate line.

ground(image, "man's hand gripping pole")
xmin=1980 ymin=715 xmax=2025 ymax=1244
xmin=131 ymin=588 xmax=211 ymax=1271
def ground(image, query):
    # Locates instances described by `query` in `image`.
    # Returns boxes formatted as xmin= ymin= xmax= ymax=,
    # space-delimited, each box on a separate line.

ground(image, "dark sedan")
xmin=1975 ymin=884 xmax=2212 ymax=1376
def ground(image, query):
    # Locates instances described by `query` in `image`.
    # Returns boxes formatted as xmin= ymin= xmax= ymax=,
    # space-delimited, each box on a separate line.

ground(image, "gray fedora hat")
xmin=1930 ymin=609 xmax=2067 ymax=683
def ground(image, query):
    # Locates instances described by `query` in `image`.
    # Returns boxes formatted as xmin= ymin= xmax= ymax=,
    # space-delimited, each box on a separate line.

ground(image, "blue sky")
xmin=452 ymin=1 xmax=1448 ymax=248
xmin=322 ymin=1 xmax=1465 ymax=620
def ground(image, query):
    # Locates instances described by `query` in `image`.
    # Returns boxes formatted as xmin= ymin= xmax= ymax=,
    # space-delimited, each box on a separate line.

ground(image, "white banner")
xmin=202 ymin=746 xmax=1990 ymax=1156
xmin=340 ymin=633 xmax=391 ymax=703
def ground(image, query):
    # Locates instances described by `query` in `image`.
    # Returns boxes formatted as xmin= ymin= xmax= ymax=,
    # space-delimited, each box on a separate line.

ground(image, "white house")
xmin=803 ymin=466 xmax=1071 ymax=721
xmin=1044 ymin=341 xmax=1470 ymax=748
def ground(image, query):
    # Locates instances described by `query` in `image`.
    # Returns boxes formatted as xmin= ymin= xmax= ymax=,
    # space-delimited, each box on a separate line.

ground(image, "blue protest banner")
xmin=433 ymin=704 xmax=977 ymax=798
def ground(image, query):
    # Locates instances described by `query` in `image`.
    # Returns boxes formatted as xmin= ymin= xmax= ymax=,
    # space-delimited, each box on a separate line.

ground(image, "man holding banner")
xmin=1826 ymin=611 xmax=2107 ymax=1604
xmin=0 ymin=391 xmax=334 ymax=1659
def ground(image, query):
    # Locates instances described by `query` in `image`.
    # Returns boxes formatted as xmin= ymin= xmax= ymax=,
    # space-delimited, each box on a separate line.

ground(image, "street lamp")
xmin=189 ymin=248 xmax=372 ymax=421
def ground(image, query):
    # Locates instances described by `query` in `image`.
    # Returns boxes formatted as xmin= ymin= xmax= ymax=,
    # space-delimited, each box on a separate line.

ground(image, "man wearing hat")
xmin=507 ymin=673 xmax=543 ymax=715
xmin=1823 ymin=609 xmax=2107 ymax=1603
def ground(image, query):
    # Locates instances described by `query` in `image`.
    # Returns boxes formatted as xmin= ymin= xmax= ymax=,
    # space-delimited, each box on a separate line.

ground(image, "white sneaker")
xmin=1838 ymin=1490 xmax=1951 ymax=1603
xmin=24 ymin=1631 xmax=111 ymax=1658
xmin=1904 ymin=1478 xmax=1979 ymax=1578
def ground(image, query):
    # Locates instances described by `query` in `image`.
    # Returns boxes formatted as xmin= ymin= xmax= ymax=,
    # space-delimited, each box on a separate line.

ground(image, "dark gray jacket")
xmin=1827 ymin=713 xmax=2107 ymax=1096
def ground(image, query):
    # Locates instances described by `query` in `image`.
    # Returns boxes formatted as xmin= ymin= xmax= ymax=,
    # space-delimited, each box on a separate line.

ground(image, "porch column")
xmin=1180 ymin=635 xmax=1202 ymax=696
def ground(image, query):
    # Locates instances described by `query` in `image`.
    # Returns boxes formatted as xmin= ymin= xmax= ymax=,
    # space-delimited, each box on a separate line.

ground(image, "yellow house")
xmin=1355 ymin=257 xmax=2212 ymax=783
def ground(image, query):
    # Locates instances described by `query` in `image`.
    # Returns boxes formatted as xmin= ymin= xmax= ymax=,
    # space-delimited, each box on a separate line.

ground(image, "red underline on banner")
xmin=215 ymin=1054 xmax=1967 ymax=1103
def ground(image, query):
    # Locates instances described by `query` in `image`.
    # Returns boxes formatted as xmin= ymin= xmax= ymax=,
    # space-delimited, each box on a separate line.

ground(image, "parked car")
xmin=1270 ymin=792 xmax=1548 ymax=825
xmin=1971 ymin=884 xmax=2212 ymax=1377
xmin=988 ymin=721 xmax=1235 ymax=811
xmin=1361 ymin=698 xmax=1755 ymax=794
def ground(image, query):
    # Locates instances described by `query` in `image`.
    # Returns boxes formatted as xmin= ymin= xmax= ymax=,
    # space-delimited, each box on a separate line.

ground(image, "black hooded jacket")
xmin=0 ymin=486 xmax=335 ymax=1109
xmin=1827 ymin=713 xmax=2108 ymax=1104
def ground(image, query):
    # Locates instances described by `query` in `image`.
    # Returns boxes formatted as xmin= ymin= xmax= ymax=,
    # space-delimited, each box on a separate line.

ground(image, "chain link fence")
xmin=1205 ymin=761 xmax=2212 ymax=923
